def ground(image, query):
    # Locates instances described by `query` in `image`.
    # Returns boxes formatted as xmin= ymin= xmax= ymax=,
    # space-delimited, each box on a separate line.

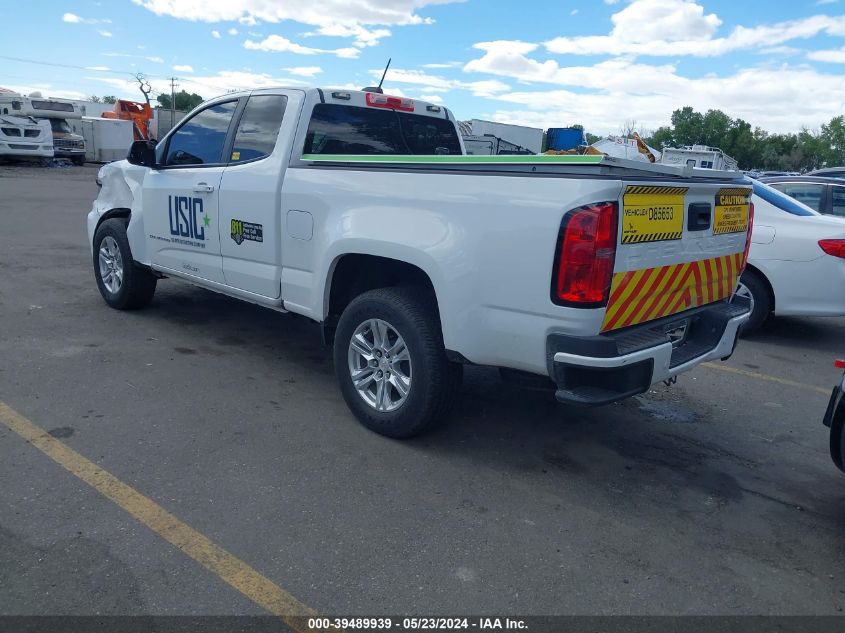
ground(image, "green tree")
xmin=819 ymin=116 xmax=845 ymax=167
xmin=669 ymin=107 xmax=705 ymax=146
xmin=102 ymin=95 xmax=117 ymax=104
xmin=157 ymin=90 xmax=204 ymax=111
xmin=88 ymin=95 xmax=101 ymax=103
xmin=644 ymin=106 xmax=844 ymax=170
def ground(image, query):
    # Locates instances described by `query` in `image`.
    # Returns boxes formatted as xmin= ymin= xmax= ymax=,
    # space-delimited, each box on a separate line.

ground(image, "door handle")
xmin=193 ymin=183 xmax=214 ymax=193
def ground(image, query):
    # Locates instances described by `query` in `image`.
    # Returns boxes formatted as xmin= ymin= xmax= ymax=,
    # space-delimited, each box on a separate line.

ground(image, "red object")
xmin=553 ymin=201 xmax=618 ymax=306
xmin=740 ymin=201 xmax=754 ymax=274
xmin=365 ymin=92 xmax=414 ymax=112
xmin=819 ymin=239 xmax=845 ymax=259
xmin=836 ymin=360 xmax=845 ymax=369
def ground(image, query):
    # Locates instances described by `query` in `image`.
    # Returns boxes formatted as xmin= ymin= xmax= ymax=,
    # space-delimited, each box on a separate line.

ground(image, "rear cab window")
xmin=303 ymin=103 xmax=462 ymax=156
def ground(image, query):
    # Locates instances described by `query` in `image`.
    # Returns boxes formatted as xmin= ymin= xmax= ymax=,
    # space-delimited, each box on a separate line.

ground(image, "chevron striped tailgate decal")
xmin=601 ymin=252 xmax=746 ymax=332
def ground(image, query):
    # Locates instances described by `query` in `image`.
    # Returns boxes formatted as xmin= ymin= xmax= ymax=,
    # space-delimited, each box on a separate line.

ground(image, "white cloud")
xmin=376 ymin=68 xmax=510 ymax=97
xmin=244 ymin=35 xmax=360 ymax=58
xmin=98 ymin=30 xmax=113 ymax=37
xmin=85 ymin=66 xmax=111 ymax=71
xmin=62 ymin=12 xmax=111 ymax=24
xmin=173 ymin=64 xmax=195 ymax=72
xmin=420 ymin=94 xmax=444 ymax=103
xmin=147 ymin=56 xmax=164 ymax=63
xmin=422 ymin=61 xmax=461 ymax=69
xmin=808 ymin=46 xmax=845 ymax=62
xmin=92 ymin=69 xmax=310 ymax=101
xmin=4 ymin=83 xmax=88 ymax=100
xmin=131 ymin=0 xmax=457 ymax=25
xmin=228 ymin=27 xmax=238 ymax=35
xmin=543 ymin=0 xmax=845 ymax=57
xmin=469 ymin=62 xmax=845 ymax=135
xmin=131 ymin=0 xmax=460 ymax=48
xmin=570 ymin=9 xmax=578 ymax=15
xmin=211 ymin=30 xmax=221 ymax=38
xmin=283 ymin=66 xmax=323 ymax=77
xmin=303 ymin=23 xmax=392 ymax=47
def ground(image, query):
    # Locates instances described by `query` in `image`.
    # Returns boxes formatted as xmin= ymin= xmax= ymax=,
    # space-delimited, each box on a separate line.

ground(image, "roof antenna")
xmin=363 ymin=58 xmax=391 ymax=94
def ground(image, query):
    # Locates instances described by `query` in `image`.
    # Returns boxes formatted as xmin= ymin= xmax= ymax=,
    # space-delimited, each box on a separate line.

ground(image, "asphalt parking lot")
xmin=2 ymin=163 xmax=845 ymax=618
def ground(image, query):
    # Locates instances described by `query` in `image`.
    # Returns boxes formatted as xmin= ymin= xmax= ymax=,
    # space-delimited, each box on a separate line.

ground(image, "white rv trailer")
xmin=0 ymin=90 xmax=86 ymax=163
xmin=81 ymin=116 xmax=133 ymax=163
xmin=661 ymin=145 xmax=738 ymax=171
xmin=0 ymin=114 xmax=53 ymax=160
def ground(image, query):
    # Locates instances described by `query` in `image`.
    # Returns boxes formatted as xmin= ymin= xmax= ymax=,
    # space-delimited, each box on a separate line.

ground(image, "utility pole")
xmin=169 ymin=77 xmax=178 ymax=131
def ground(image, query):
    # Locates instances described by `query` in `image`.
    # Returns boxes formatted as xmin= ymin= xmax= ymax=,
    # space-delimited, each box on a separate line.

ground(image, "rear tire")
xmin=93 ymin=218 xmax=157 ymax=310
xmin=734 ymin=269 xmax=771 ymax=335
xmin=333 ymin=286 xmax=462 ymax=438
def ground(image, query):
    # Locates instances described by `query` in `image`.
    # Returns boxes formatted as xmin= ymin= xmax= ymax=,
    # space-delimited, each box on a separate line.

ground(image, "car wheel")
xmin=829 ymin=398 xmax=845 ymax=473
xmin=73 ymin=156 xmax=85 ymax=166
xmin=734 ymin=269 xmax=771 ymax=335
xmin=334 ymin=286 xmax=462 ymax=438
xmin=93 ymin=218 xmax=157 ymax=310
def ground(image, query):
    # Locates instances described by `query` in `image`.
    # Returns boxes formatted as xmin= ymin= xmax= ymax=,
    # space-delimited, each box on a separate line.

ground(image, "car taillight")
xmin=365 ymin=92 xmax=414 ymax=112
xmin=836 ymin=359 xmax=845 ymax=369
xmin=819 ymin=239 xmax=845 ymax=259
xmin=552 ymin=201 xmax=618 ymax=307
xmin=740 ymin=201 xmax=754 ymax=274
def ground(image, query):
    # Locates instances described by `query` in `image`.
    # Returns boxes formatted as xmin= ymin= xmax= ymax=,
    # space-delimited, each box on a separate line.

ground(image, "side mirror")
xmin=127 ymin=139 xmax=157 ymax=168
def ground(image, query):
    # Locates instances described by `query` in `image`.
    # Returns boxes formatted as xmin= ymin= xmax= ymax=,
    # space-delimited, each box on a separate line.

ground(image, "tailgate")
xmin=601 ymin=182 xmax=751 ymax=332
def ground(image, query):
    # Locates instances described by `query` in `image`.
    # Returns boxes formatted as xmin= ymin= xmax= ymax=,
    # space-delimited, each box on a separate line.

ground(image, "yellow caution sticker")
xmin=714 ymin=187 xmax=751 ymax=235
xmin=231 ymin=151 xmax=241 ymax=161
xmin=621 ymin=185 xmax=687 ymax=245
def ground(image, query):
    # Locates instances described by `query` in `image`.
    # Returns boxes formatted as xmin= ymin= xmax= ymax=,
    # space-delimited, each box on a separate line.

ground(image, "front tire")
xmin=72 ymin=156 xmax=85 ymax=166
xmin=333 ymin=286 xmax=462 ymax=438
xmin=734 ymin=269 xmax=771 ymax=335
xmin=93 ymin=218 xmax=157 ymax=310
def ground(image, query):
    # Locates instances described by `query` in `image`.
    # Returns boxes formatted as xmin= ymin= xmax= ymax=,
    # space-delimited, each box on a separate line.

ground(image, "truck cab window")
xmin=304 ymin=103 xmax=461 ymax=155
xmin=230 ymin=95 xmax=287 ymax=162
xmin=165 ymin=101 xmax=237 ymax=166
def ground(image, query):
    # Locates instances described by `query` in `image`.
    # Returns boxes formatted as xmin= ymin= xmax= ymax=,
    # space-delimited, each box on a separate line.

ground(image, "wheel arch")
xmin=744 ymin=263 xmax=776 ymax=313
xmin=323 ymin=253 xmax=443 ymax=344
xmin=94 ymin=207 xmax=131 ymax=236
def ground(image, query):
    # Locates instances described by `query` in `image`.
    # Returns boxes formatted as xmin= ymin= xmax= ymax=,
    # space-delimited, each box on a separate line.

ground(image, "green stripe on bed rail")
xmin=300 ymin=153 xmax=605 ymax=165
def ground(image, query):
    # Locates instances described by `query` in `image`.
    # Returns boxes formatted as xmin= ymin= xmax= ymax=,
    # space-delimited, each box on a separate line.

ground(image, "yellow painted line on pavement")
xmin=700 ymin=362 xmax=830 ymax=396
xmin=0 ymin=400 xmax=317 ymax=630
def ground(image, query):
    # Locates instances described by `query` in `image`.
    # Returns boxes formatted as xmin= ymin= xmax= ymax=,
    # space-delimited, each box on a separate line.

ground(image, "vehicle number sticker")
xmin=714 ymin=187 xmax=751 ymax=235
xmin=621 ymin=185 xmax=687 ymax=244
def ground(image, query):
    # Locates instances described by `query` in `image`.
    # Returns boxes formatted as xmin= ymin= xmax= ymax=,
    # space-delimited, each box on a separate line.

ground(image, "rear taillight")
xmin=365 ymin=92 xmax=414 ymax=112
xmin=552 ymin=201 xmax=618 ymax=307
xmin=819 ymin=239 xmax=845 ymax=259
xmin=740 ymin=201 xmax=754 ymax=274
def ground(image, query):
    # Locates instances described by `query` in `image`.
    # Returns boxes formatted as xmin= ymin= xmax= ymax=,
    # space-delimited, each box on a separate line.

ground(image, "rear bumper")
xmin=548 ymin=299 xmax=750 ymax=406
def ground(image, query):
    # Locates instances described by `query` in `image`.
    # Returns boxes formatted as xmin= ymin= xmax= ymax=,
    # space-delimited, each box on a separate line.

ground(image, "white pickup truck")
xmin=88 ymin=88 xmax=753 ymax=437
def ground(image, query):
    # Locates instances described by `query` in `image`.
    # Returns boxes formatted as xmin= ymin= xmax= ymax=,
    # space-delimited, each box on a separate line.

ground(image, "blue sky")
xmin=2 ymin=0 xmax=844 ymax=134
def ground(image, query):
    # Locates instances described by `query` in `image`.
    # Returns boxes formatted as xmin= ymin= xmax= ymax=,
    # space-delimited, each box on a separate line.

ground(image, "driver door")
xmin=143 ymin=99 xmax=240 ymax=284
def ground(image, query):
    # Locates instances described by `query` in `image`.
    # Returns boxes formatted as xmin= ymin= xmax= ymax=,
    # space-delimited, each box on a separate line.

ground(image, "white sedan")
xmin=735 ymin=180 xmax=845 ymax=333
